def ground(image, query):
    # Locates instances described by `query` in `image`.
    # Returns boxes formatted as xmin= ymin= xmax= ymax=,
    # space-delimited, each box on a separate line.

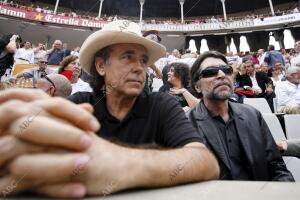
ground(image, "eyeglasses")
xmin=198 ymin=65 xmax=233 ymax=79
xmin=39 ymin=61 xmax=48 ymax=64
xmin=44 ymin=75 xmax=56 ymax=90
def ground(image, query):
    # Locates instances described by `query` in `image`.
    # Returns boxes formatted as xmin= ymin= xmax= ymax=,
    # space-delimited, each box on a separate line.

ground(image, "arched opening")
xmin=283 ymin=29 xmax=295 ymax=49
xmin=188 ymin=39 xmax=197 ymax=53
xmin=200 ymin=39 xmax=209 ymax=53
xmin=269 ymin=33 xmax=280 ymax=50
xmin=239 ymin=36 xmax=250 ymax=52
xmin=227 ymin=38 xmax=237 ymax=54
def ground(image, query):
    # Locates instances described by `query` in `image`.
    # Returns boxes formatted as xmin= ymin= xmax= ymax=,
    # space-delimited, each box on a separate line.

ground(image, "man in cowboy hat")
xmin=0 ymin=20 xmax=218 ymax=198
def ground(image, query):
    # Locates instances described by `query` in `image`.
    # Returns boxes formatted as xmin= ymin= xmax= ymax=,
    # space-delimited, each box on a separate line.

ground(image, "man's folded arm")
xmin=115 ymin=142 xmax=220 ymax=190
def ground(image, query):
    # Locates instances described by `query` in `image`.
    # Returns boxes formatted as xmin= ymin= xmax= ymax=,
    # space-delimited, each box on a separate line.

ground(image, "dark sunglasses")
xmin=198 ymin=65 xmax=233 ymax=79
xmin=39 ymin=61 xmax=48 ymax=64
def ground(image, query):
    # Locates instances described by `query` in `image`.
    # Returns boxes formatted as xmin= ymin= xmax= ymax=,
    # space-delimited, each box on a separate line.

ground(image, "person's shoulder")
xmin=230 ymin=101 xmax=261 ymax=116
xmin=256 ymin=71 xmax=265 ymax=76
xmin=256 ymin=71 xmax=269 ymax=78
xmin=239 ymin=74 xmax=249 ymax=79
xmin=67 ymin=91 xmax=95 ymax=104
xmin=149 ymin=91 xmax=176 ymax=102
xmin=147 ymin=91 xmax=182 ymax=110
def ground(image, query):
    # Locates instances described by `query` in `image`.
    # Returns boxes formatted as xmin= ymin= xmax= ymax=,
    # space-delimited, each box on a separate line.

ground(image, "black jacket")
xmin=188 ymin=101 xmax=294 ymax=181
xmin=238 ymin=72 xmax=273 ymax=93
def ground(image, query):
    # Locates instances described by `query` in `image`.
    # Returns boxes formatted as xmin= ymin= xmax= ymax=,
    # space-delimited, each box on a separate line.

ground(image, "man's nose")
xmin=217 ymin=69 xmax=226 ymax=78
xmin=131 ymin=60 xmax=145 ymax=73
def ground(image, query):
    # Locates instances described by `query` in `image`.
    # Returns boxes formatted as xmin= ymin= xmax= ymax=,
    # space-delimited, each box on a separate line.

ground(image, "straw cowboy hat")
xmin=79 ymin=20 xmax=166 ymax=74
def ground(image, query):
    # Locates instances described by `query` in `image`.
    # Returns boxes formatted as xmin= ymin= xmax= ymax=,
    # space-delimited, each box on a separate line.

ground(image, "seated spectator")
xmin=14 ymin=41 xmax=35 ymax=64
xmin=232 ymin=63 xmax=249 ymax=103
xmin=59 ymin=55 xmax=92 ymax=94
xmin=159 ymin=64 xmax=172 ymax=92
xmin=168 ymin=49 xmax=180 ymax=62
xmin=166 ymin=62 xmax=199 ymax=111
xmin=71 ymin=46 xmax=80 ymax=57
xmin=251 ymin=52 xmax=259 ymax=65
xmin=270 ymin=61 xmax=284 ymax=87
xmin=226 ymin=51 xmax=240 ymax=65
xmin=276 ymin=66 xmax=300 ymax=114
xmin=36 ymin=74 xmax=72 ymax=97
xmin=291 ymin=41 xmax=300 ymax=67
xmin=239 ymin=60 xmax=275 ymax=112
xmin=0 ymin=20 xmax=219 ymax=198
xmin=260 ymin=62 xmax=269 ymax=75
xmin=14 ymin=57 xmax=56 ymax=86
xmin=254 ymin=64 xmax=261 ymax=72
xmin=258 ymin=49 xmax=265 ymax=63
xmin=188 ymin=50 xmax=294 ymax=181
xmin=47 ymin=40 xmax=65 ymax=65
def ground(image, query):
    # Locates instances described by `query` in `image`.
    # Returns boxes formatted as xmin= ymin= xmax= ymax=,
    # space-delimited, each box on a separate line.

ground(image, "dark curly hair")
xmin=89 ymin=46 xmax=111 ymax=96
xmin=168 ymin=62 xmax=190 ymax=88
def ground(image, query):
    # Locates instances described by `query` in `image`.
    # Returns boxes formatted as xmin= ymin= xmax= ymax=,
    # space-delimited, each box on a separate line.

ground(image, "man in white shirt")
xmin=14 ymin=41 xmax=35 ymax=64
xmin=33 ymin=43 xmax=47 ymax=64
xmin=276 ymin=66 xmax=300 ymax=114
xmin=258 ymin=49 xmax=266 ymax=65
xmin=291 ymin=41 xmax=300 ymax=67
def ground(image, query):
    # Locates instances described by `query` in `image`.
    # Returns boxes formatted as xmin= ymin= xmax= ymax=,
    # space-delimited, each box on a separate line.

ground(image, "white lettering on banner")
xmin=253 ymin=13 xmax=300 ymax=26
xmin=81 ymin=19 xmax=104 ymax=28
xmin=0 ymin=5 xmax=26 ymax=18
xmin=45 ymin=15 xmax=79 ymax=26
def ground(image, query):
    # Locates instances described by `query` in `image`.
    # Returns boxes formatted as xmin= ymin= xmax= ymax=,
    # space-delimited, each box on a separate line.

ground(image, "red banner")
xmin=0 ymin=4 xmax=108 ymax=29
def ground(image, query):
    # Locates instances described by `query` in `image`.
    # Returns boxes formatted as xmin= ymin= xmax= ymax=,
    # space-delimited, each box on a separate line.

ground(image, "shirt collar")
xmin=95 ymin=90 xmax=150 ymax=121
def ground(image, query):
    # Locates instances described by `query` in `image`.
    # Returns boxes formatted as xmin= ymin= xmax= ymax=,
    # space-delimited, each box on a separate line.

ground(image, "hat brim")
xmin=79 ymin=30 xmax=166 ymax=74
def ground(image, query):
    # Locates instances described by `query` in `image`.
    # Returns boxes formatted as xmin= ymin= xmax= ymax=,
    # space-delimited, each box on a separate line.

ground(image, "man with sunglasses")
xmin=36 ymin=74 xmax=72 ymax=97
xmin=188 ymin=51 xmax=294 ymax=181
xmin=14 ymin=57 xmax=56 ymax=86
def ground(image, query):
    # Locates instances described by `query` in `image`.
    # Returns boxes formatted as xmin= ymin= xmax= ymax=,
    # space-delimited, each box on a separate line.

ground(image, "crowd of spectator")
xmin=0 ymin=34 xmax=90 ymax=96
xmin=1 ymin=0 xmax=299 ymax=25
xmin=0 ymin=18 xmax=300 ymax=199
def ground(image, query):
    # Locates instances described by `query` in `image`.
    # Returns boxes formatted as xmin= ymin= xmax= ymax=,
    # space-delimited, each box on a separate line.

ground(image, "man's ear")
xmin=49 ymin=86 xmax=55 ymax=97
xmin=194 ymin=83 xmax=201 ymax=93
xmin=95 ymin=58 xmax=105 ymax=76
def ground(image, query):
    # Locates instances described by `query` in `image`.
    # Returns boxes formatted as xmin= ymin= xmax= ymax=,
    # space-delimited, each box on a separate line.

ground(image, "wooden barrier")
xmin=11 ymin=64 xmax=60 ymax=76
xmin=10 ymin=64 xmax=61 ymax=88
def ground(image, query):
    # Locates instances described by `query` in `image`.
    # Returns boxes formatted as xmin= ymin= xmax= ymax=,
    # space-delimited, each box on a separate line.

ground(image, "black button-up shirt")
xmin=209 ymin=107 xmax=252 ymax=180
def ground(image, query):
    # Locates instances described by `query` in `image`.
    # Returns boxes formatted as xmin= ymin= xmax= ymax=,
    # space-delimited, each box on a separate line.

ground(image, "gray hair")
xmin=46 ymin=74 xmax=72 ymax=97
xmin=286 ymin=66 xmax=300 ymax=77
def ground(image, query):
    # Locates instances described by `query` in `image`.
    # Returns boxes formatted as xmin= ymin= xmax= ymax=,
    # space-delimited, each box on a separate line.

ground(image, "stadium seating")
xmin=244 ymin=98 xmax=272 ymax=113
xmin=284 ymin=115 xmax=300 ymax=140
xmin=262 ymin=113 xmax=286 ymax=141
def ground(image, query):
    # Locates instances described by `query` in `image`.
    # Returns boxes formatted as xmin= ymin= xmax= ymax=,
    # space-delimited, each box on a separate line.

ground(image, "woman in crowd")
xmin=59 ymin=55 xmax=92 ymax=94
xmin=166 ymin=62 xmax=199 ymax=111
xmin=233 ymin=63 xmax=252 ymax=103
xmin=251 ymin=52 xmax=260 ymax=65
